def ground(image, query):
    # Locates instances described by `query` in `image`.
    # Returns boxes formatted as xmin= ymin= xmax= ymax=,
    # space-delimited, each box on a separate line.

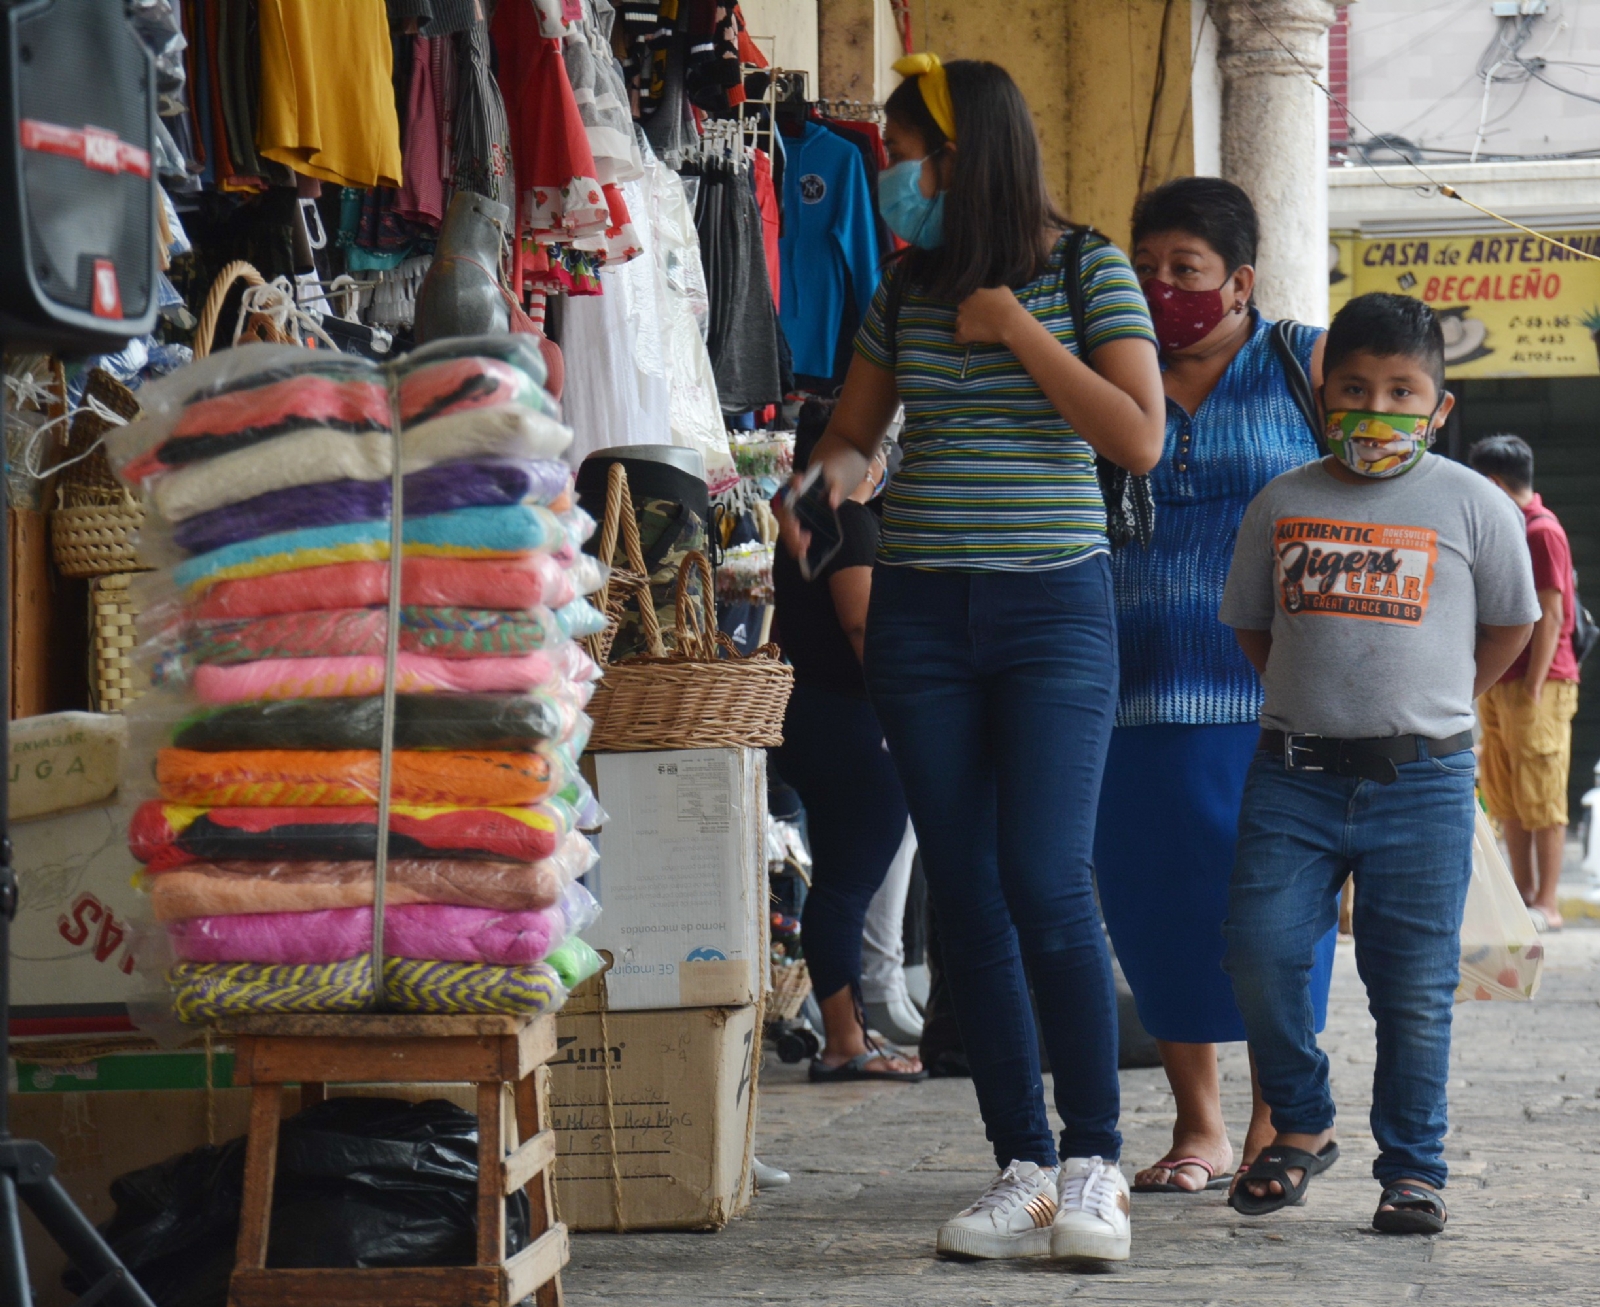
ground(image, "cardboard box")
xmin=549 ymin=1004 xmax=758 ymax=1231
xmin=9 ymin=802 xmax=148 ymax=1035
xmin=5 ymin=1073 xmax=480 ymax=1307
xmin=9 ymin=1087 xmax=257 ymax=1307
xmin=585 ymin=749 xmax=767 ymax=1010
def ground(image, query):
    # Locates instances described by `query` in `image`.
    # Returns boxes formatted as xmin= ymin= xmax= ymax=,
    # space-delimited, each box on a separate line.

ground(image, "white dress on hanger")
xmin=561 ymin=140 xmax=731 ymax=477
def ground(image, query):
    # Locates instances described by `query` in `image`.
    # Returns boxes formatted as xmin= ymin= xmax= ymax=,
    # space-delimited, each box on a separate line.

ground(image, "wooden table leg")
xmin=476 ymin=1081 xmax=507 ymax=1268
xmin=234 ymin=1083 xmax=282 ymax=1272
xmin=515 ymin=1067 xmax=563 ymax=1307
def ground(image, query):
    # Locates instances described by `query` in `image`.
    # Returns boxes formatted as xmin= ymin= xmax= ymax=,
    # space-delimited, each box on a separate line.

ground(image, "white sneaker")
xmin=935 ymin=1160 xmax=1059 ymax=1259
xmin=1050 ymin=1156 xmax=1131 ymax=1262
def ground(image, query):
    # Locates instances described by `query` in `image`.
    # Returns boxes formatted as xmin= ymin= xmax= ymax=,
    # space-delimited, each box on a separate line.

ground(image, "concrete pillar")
xmin=817 ymin=0 xmax=878 ymax=102
xmin=1212 ymin=0 xmax=1337 ymax=323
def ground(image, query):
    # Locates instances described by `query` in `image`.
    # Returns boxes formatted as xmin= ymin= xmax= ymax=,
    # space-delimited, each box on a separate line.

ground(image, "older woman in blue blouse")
xmin=1096 ymin=178 xmax=1339 ymax=1195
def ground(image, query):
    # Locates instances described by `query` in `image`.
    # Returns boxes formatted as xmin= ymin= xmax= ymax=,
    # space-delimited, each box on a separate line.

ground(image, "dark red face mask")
xmin=1142 ymin=279 xmax=1229 ymax=353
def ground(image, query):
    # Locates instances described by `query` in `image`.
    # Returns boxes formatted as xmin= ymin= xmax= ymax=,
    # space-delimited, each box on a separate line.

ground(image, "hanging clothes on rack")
xmin=494 ymin=0 xmax=645 ymax=298
xmin=395 ymin=35 xmax=452 ymax=228
xmin=450 ymin=17 xmax=514 ymax=206
xmin=694 ymin=130 xmax=781 ymax=415
xmin=751 ymin=147 xmax=780 ymax=307
xmin=563 ymin=139 xmax=729 ymax=473
xmin=777 ymin=119 xmax=879 ymax=383
xmin=683 ymin=0 xmax=763 ymax=115
xmin=817 ymin=107 xmax=894 ymax=263
xmin=256 ymin=0 xmax=404 ymax=189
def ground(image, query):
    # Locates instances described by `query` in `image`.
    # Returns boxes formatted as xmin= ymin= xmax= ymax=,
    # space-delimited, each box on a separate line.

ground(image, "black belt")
xmin=1259 ymin=729 xmax=1475 ymax=785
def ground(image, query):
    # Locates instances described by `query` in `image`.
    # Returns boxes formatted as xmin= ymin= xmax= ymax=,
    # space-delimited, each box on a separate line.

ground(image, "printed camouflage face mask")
xmin=1323 ymin=409 xmax=1437 ymax=479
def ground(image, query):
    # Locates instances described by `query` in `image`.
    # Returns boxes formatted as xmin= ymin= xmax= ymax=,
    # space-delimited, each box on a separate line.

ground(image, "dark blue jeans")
xmin=1223 ymin=746 xmax=1477 ymax=1189
xmin=772 ymin=681 xmax=911 ymax=1004
xmin=865 ymin=558 xmax=1121 ymax=1168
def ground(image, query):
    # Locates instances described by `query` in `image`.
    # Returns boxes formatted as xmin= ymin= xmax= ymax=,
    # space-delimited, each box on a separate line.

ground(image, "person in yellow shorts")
xmin=1469 ymin=434 xmax=1582 ymax=932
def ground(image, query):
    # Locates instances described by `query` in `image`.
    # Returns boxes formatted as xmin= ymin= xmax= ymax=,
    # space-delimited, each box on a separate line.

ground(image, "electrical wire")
xmin=1238 ymin=0 xmax=1600 ymax=264
xmin=1530 ymin=66 xmax=1600 ymax=106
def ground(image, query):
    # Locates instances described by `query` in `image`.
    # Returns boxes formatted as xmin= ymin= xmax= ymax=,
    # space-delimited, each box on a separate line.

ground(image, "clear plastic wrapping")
xmin=112 ymin=339 xmax=605 ymax=1024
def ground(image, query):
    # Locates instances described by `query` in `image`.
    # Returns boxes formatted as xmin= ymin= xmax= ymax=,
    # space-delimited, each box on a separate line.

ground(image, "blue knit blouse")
xmin=1112 ymin=313 xmax=1323 ymax=726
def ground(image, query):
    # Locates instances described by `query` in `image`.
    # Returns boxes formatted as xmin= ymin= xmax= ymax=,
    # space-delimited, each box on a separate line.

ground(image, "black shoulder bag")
xmin=882 ymin=229 xmax=1156 ymax=550
xmin=1268 ymin=318 xmax=1327 ymax=452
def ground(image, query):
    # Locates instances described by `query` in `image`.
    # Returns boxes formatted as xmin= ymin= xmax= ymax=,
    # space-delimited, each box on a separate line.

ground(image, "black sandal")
xmin=1373 ymin=1183 xmax=1447 ymax=1235
xmin=1228 ymin=1141 xmax=1340 ymax=1216
xmin=808 ymin=1049 xmax=927 ymax=1083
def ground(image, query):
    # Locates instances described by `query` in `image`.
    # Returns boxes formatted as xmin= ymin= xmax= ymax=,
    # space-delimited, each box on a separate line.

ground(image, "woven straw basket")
xmin=585 ymin=551 xmax=792 ymax=752
xmin=768 ymin=960 xmax=812 ymax=1022
xmin=581 ymin=462 xmax=653 ymax=667
xmin=50 ymin=369 xmax=144 ymax=578
xmin=89 ymin=572 xmax=147 ymax=712
xmin=193 ymin=259 xmax=294 ymax=357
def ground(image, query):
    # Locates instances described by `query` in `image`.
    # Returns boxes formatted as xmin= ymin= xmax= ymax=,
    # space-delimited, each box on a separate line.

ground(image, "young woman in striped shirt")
xmin=779 ymin=55 xmax=1164 ymax=1264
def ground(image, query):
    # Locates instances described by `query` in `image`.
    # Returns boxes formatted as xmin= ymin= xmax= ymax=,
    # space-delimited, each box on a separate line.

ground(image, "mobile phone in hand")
xmin=777 ymin=464 xmax=843 ymax=580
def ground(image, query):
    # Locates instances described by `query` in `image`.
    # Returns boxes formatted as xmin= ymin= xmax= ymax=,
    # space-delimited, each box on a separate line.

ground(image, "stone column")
xmin=1211 ymin=0 xmax=1338 ymax=324
xmin=817 ymin=0 xmax=878 ymax=102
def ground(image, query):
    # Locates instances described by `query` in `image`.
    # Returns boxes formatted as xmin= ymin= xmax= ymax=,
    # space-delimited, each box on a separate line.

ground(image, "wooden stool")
xmin=223 ymin=1013 xmax=567 ymax=1307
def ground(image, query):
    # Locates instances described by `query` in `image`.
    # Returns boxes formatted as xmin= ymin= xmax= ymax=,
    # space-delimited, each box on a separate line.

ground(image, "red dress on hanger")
xmin=491 ymin=1 xmax=610 ymax=293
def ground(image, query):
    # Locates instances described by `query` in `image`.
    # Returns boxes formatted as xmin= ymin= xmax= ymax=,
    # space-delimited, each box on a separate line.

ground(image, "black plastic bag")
xmin=70 ymin=1097 xmax=530 ymax=1307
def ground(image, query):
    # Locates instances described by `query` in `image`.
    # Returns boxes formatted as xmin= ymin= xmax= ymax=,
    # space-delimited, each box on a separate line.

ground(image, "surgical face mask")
xmin=1323 ymin=408 xmax=1438 ymax=479
xmin=1141 ymin=279 xmax=1228 ymax=353
xmin=879 ymin=158 xmax=945 ymax=249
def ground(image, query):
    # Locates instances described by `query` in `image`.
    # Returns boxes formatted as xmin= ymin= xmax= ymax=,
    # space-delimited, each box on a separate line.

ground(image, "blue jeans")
xmin=772 ymin=682 xmax=910 ymax=1003
xmin=1223 ymin=745 xmax=1478 ymax=1189
xmin=865 ymin=558 xmax=1121 ymax=1168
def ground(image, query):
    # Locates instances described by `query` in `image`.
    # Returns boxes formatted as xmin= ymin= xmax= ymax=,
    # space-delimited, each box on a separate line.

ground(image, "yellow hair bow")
xmin=893 ymin=52 xmax=956 ymax=142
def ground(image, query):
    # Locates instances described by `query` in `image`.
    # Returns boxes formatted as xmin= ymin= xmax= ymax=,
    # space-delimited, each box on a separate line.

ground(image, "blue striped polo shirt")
xmin=854 ymin=235 xmax=1156 ymax=570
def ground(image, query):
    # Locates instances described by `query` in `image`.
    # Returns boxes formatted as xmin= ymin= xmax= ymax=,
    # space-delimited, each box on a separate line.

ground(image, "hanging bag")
xmin=1456 ymin=809 xmax=1544 ymax=1002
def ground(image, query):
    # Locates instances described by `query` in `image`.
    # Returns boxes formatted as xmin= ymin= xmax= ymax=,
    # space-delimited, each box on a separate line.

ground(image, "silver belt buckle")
xmin=1284 ymin=733 xmax=1325 ymax=772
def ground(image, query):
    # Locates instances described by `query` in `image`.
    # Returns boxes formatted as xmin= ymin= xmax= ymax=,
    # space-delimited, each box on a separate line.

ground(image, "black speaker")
xmin=0 ymin=0 xmax=158 ymax=354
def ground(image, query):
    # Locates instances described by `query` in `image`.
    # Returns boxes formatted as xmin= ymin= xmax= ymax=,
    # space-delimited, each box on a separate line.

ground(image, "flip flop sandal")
xmin=809 ymin=1050 xmax=928 ymax=1083
xmin=1227 ymin=1141 xmax=1337 ymax=1216
xmin=1373 ymin=1183 xmax=1447 ymax=1235
xmin=1133 ymin=1155 xmax=1234 ymax=1193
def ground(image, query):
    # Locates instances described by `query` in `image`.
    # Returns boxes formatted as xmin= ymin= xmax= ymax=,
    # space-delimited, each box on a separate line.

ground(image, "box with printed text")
xmin=583 ymin=748 xmax=767 ymax=1011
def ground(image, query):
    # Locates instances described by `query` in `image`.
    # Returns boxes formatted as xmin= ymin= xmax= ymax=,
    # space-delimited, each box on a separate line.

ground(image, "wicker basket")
xmin=50 ymin=369 xmax=144 ymax=578
xmin=90 ymin=573 xmax=147 ymax=712
xmin=585 ymin=552 xmax=793 ymax=752
xmin=768 ymin=960 xmax=812 ymax=1022
xmin=193 ymin=259 xmax=294 ymax=357
xmin=581 ymin=462 xmax=652 ymax=667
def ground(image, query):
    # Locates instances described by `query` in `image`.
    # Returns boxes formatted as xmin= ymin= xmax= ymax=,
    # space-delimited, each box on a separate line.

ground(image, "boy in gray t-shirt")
xmin=1217 ymin=295 xmax=1538 ymax=1236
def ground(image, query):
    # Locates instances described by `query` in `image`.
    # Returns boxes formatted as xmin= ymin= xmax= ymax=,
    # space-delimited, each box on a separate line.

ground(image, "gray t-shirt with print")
xmin=1219 ymin=455 xmax=1539 ymax=739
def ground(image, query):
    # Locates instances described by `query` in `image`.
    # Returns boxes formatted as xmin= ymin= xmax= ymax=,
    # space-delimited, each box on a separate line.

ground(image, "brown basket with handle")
xmin=50 ymin=368 xmax=145 ymax=577
xmin=582 ymin=461 xmax=653 ymax=666
xmin=192 ymin=259 xmax=295 ymax=358
xmin=585 ymin=551 xmax=793 ymax=752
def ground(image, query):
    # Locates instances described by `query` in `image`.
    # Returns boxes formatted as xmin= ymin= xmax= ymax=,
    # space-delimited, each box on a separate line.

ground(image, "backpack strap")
xmin=1068 ymin=226 xmax=1156 ymax=550
xmin=1269 ymin=318 xmax=1326 ymax=453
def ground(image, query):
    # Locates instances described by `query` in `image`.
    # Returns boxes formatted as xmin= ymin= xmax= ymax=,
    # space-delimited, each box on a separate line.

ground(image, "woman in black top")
xmin=772 ymin=421 xmax=923 ymax=1082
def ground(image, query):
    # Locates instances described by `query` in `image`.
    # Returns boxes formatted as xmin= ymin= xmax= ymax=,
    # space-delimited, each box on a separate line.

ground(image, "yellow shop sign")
xmin=1333 ymin=232 xmax=1600 ymax=379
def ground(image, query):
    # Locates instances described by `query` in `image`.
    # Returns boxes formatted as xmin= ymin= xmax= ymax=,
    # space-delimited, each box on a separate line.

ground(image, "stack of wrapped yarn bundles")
xmin=110 ymin=337 xmax=607 ymax=1022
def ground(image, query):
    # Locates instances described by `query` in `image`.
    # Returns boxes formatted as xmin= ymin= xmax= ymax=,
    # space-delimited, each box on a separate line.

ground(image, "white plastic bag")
xmin=1456 ymin=810 xmax=1544 ymax=1002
